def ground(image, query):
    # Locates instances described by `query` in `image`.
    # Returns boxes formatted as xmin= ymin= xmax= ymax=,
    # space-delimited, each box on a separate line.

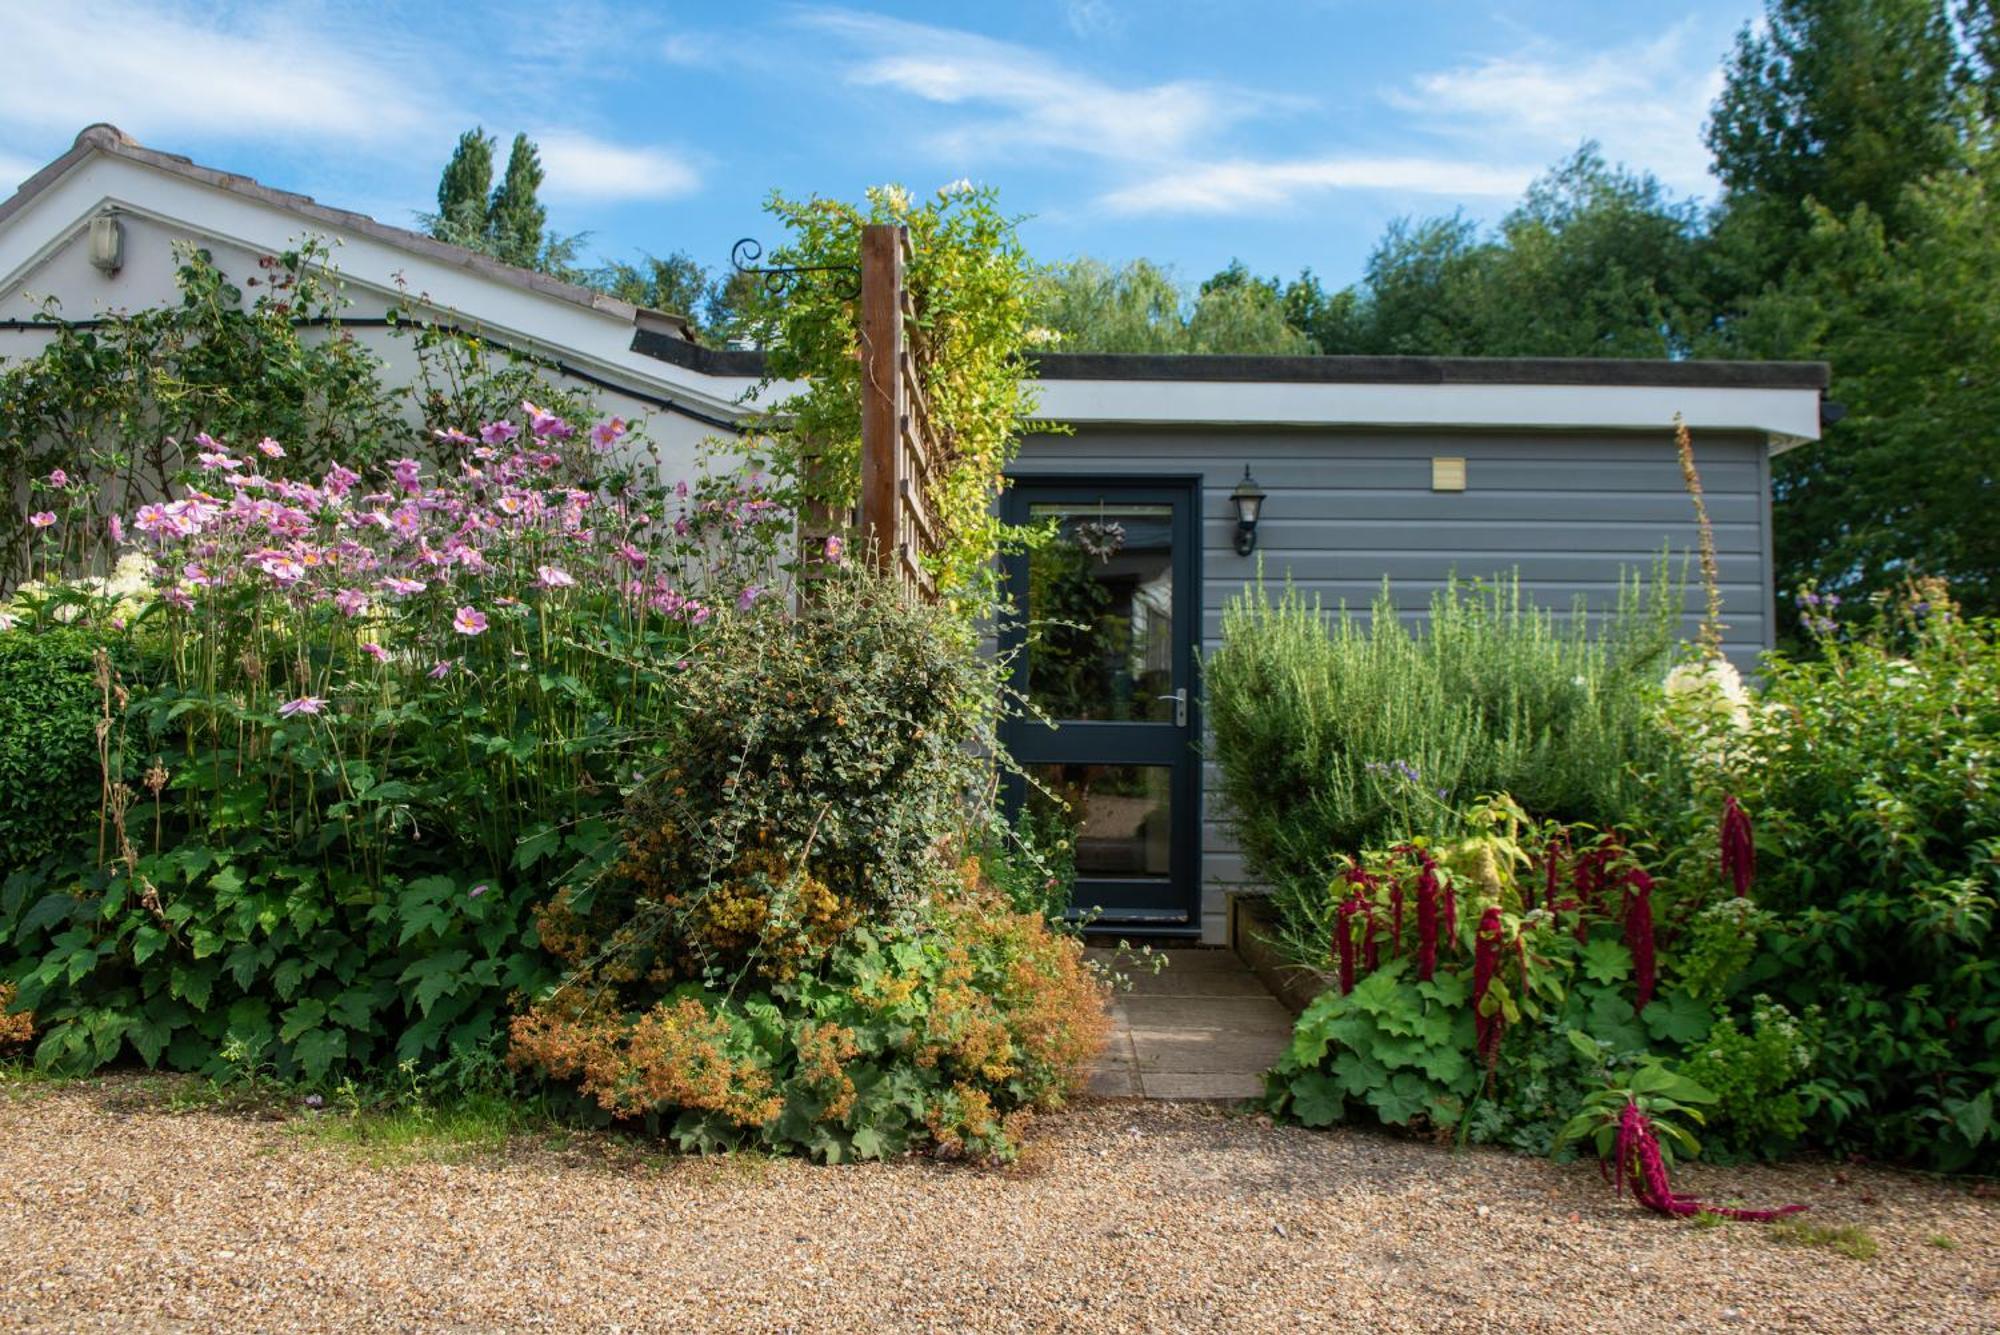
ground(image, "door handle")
xmin=1155 ymin=689 xmax=1188 ymax=728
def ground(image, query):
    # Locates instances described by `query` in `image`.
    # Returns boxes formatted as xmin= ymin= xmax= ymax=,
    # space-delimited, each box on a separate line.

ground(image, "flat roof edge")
xmin=628 ymin=333 xmax=1828 ymax=392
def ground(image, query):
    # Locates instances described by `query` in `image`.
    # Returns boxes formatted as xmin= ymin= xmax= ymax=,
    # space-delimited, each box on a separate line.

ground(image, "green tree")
xmin=1034 ymin=257 xmax=1309 ymax=354
xmin=1753 ymin=148 xmax=2000 ymax=615
xmin=434 ymin=128 xmax=495 ymax=246
xmin=1287 ymin=149 xmax=1703 ymax=358
xmin=1702 ymin=0 xmax=1965 ymax=322
xmin=591 ymin=252 xmax=716 ymax=327
xmin=1187 ymin=260 xmax=1314 ymax=354
xmin=488 ymin=133 xmax=550 ymax=271
xmin=423 ymin=129 xmax=578 ymax=279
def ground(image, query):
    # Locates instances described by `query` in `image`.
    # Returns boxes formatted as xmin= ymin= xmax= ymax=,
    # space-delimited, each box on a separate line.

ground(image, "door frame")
xmin=999 ymin=473 xmax=1204 ymax=936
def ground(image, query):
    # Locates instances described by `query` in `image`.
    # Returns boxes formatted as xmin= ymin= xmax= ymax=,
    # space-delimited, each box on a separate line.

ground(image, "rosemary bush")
xmin=1205 ymin=568 xmax=1678 ymax=947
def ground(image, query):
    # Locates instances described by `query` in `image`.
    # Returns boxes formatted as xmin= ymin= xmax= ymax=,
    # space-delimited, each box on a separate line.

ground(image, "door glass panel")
xmin=1026 ymin=763 xmax=1172 ymax=878
xmin=1025 ymin=502 xmax=1174 ymax=721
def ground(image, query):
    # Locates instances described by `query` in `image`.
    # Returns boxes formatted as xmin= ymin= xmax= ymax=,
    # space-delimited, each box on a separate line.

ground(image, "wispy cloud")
xmin=0 ymin=2 xmax=441 ymax=147
xmin=1063 ymin=0 xmax=1123 ymax=40
xmin=1391 ymin=24 xmax=1724 ymax=192
xmin=0 ymin=2 xmax=703 ymax=213
xmin=1100 ymin=156 xmax=1536 ymax=216
xmin=800 ymin=9 xmax=1279 ymax=164
xmin=534 ymin=131 xmax=701 ymax=202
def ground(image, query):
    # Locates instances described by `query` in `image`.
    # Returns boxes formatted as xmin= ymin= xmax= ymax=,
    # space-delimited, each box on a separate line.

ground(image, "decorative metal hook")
xmin=730 ymin=237 xmax=862 ymax=300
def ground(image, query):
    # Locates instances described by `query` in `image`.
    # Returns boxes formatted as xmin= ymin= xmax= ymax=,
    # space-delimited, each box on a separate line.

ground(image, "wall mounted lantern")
xmin=1230 ymin=466 xmax=1266 ymax=556
xmin=88 ymin=211 xmax=124 ymax=276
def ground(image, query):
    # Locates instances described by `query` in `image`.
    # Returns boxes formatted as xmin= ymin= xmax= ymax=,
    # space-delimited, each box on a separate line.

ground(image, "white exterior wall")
xmin=0 ymin=215 xmax=729 ymax=486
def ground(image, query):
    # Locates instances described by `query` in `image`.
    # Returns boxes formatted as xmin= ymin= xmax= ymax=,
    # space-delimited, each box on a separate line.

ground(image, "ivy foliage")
xmin=744 ymin=183 xmax=1046 ymax=609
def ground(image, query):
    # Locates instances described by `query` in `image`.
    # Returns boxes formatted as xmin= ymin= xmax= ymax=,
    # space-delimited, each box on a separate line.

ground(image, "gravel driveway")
xmin=2 ymin=1076 xmax=1993 ymax=1332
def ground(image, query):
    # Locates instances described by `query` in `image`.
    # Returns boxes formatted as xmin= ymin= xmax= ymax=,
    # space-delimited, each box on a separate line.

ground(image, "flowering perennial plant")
xmin=0 ymin=405 xmax=789 ymax=1083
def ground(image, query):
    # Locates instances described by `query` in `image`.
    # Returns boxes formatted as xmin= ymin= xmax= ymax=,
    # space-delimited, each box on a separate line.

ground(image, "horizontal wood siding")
xmin=1009 ymin=424 xmax=1776 ymax=942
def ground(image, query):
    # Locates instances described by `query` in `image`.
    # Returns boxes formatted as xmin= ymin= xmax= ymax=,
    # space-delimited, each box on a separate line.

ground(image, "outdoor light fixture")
xmin=88 ymin=211 xmax=123 ymax=275
xmin=1230 ymin=465 xmax=1266 ymax=556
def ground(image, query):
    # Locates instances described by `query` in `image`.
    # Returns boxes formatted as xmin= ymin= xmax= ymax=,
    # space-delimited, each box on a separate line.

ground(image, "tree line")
xmin=423 ymin=0 xmax=1999 ymax=627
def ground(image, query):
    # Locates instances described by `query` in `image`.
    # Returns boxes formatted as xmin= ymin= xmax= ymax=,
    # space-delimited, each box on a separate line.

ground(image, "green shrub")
xmin=1638 ymin=582 xmax=2000 ymax=1170
xmin=512 ymin=570 xmax=1106 ymax=1160
xmin=1677 ymin=996 xmax=1818 ymax=1158
xmin=0 ymin=627 xmax=109 ymax=871
xmin=1205 ymin=570 xmax=1678 ymax=923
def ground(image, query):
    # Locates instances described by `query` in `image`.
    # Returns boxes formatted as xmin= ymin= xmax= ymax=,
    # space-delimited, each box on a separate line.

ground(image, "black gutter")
xmin=627 ymin=328 xmax=1830 ymax=392
xmin=0 ymin=316 xmax=749 ymax=433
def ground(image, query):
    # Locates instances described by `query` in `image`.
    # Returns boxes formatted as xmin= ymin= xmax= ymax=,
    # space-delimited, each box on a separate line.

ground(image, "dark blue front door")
xmin=1000 ymin=477 xmax=1200 ymax=932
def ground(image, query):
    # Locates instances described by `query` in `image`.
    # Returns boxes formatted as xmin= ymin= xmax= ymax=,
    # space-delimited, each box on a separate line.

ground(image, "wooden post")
xmin=858 ymin=223 xmax=904 ymax=577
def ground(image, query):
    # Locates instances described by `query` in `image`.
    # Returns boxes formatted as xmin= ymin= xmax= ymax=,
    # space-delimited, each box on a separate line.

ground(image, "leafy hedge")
xmin=0 ymin=627 xmax=108 ymax=871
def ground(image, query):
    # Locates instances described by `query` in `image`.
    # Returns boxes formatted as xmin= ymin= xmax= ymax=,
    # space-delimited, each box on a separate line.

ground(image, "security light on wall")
xmin=1230 ymin=466 xmax=1266 ymax=555
xmin=88 ymin=211 xmax=123 ymax=275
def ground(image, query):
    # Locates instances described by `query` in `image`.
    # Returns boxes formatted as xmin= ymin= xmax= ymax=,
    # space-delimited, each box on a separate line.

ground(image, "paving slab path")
xmin=1087 ymin=947 xmax=1296 ymax=1101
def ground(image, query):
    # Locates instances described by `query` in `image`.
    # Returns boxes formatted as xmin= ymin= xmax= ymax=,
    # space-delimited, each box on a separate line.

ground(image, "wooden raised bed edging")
xmin=1227 ymin=892 xmax=1331 ymax=1017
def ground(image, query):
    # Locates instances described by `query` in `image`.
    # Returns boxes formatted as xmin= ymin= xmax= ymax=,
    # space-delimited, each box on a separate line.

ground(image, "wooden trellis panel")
xmin=858 ymin=224 xmax=940 ymax=602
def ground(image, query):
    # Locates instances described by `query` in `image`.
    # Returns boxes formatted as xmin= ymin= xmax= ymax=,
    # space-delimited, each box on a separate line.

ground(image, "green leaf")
xmin=127 ymin=1011 xmax=175 ymax=1067
xmin=1331 ymin=1049 xmax=1389 ymax=1098
xmin=17 ymin=892 xmax=76 ymax=937
xmin=1414 ymin=1043 xmax=1471 ymax=1087
xmin=513 ymin=823 xmax=561 ymax=870
xmin=1365 ymin=1072 xmax=1431 ymax=1125
xmin=1565 ymin=1028 xmax=1604 ymax=1063
xmin=1365 ymin=1031 xmax=1429 ymax=1069
xmin=1586 ymin=990 xmax=1646 ymax=1052
xmin=397 ymin=950 xmax=471 ymax=1016
xmin=170 ymin=962 xmax=216 ymax=1010
xmin=1949 ymin=1089 xmax=1993 ymax=1147
xmin=292 ymin=1027 xmax=347 ymax=1082
xmin=329 ymin=985 xmax=382 ymax=1031
xmin=1580 ymin=939 xmax=1634 ymax=985
xmin=131 ymin=925 xmax=169 ymax=966
xmin=279 ymin=998 xmax=328 ymax=1043
xmin=1288 ymin=1071 xmax=1345 ymax=1127
xmin=1642 ymin=991 xmax=1714 ymax=1047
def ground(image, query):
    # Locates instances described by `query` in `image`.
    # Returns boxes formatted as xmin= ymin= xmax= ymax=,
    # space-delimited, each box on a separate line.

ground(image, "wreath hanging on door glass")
xmin=1073 ymin=506 xmax=1127 ymax=563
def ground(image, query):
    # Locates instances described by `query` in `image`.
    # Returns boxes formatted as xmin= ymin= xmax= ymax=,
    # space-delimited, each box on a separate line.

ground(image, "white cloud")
xmin=533 ymin=131 xmax=701 ymax=202
xmin=1391 ymin=25 xmax=1725 ymax=193
xmin=1100 ymin=156 xmax=1536 ymax=216
xmin=0 ymin=1 xmax=440 ymax=146
xmin=0 ymin=2 xmax=705 ymax=214
xmin=800 ymin=9 xmax=1277 ymax=164
xmin=1063 ymin=1 xmax=1123 ymax=40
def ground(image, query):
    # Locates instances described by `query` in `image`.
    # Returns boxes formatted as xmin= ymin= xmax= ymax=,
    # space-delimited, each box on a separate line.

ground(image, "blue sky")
xmin=0 ymin=1 xmax=1763 ymax=292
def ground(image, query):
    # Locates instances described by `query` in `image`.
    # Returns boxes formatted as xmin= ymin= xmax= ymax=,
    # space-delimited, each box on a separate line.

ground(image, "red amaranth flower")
xmin=1543 ymin=828 xmax=1570 ymax=916
xmin=1613 ymin=1101 xmax=1806 ymax=1221
xmin=1472 ymin=907 xmax=1506 ymax=1067
xmin=1389 ymin=877 xmax=1405 ymax=959
xmin=1623 ymin=866 xmax=1657 ymax=1011
xmin=1721 ymin=795 xmax=1755 ymax=897
xmin=1335 ymin=895 xmax=1362 ymax=995
xmin=1572 ymin=840 xmax=1621 ymax=941
xmin=1414 ymin=861 xmax=1441 ymax=981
